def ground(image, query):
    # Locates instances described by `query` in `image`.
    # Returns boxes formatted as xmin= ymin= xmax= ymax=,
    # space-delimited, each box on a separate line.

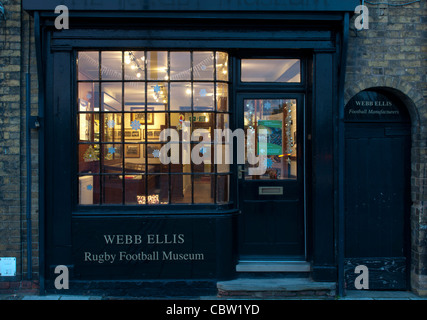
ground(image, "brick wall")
xmin=345 ymin=1 xmax=427 ymax=295
xmin=0 ymin=0 xmax=39 ymax=294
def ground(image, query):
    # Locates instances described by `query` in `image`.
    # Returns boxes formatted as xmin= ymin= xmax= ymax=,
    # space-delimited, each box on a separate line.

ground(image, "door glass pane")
xmin=241 ymin=59 xmax=301 ymax=83
xmin=244 ymin=99 xmax=297 ymax=180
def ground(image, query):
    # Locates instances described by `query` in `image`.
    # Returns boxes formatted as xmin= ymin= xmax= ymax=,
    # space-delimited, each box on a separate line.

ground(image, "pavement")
xmin=0 ymin=290 xmax=426 ymax=300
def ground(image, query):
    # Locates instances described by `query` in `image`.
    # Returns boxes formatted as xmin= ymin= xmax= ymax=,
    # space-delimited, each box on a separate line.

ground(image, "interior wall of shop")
xmin=344 ymin=1 xmax=427 ymax=295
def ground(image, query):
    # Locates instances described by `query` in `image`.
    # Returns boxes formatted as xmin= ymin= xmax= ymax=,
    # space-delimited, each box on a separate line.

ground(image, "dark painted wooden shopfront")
xmin=24 ymin=1 xmax=366 ymax=295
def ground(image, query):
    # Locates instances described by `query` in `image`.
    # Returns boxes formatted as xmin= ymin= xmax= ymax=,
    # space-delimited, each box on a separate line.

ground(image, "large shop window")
xmin=77 ymin=51 xmax=230 ymax=206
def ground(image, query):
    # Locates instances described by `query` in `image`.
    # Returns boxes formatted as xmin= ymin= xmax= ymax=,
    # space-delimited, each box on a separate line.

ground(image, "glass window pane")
xmin=103 ymin=175 xmax=123 ymax=204
xmin=244 ymin=99 xmax=297 ymax=180
xmin=78 ymin=52 xmax=99 ymax=81
xmin=147 ymin=82 xmax=168 ymax=111
xmin=102 ymin=144 xmax=123 ymax=173
xmin=217 ymin=175 xmax=229 ymax=204
xmin=193 ymin=52 xmax=214 ymax=80
xmin=192 ymin=112 xmax=213 ymax=136
xmin=124 ymin=114 xmax=144 ymax=143
xmin=216 ymin=52 xmax=229 ymax=81
xmin=124 ymin=144 xmax=142 ymax=165
xmin=171 ymin=174 xmax=192 ymax=204
xmin=102 ymin=113 xmax=122 ymax=142
xmin=147 ymin=175 xmax=169 ymax=205
xmin=170 ymin=82 xmax=192 ymax=111
xmin=125 ymin=175 xmax=145 ymax=205
xmin=79 ymin=144 xmax=100 ymax=173
xmin=146 ymin=144 xmax=167 ymax=173
xmin=124 ymin=51 xmax=145 ymax=80
xmin=124 ymin=82 xmax=145 ymax=112
xmin=78 ymin=82 xmax=99 ymax=112
xmin=216 ymin=83 xmax=228 ymax=112
xmin=147 ymin=51 xmax=168 ymax=80
xmin=101 ymin=51 xmax=123 ymax=80
xmin=241 ymin=59 xmax=301 ymax=82
xmin=78 ymin=113 xmax=99 ymax=143
xmin=193 ymin=83 xmax=214 ymax=111
xmin=102 ymin=83 xmax=122 ymax=112
xmin=193 ymin=175 xmax=214 ymax=204
xmin=79 ymin=175 xmax=100 ymax=205
xmin=170 ymin=52 xmax=191 ymax=80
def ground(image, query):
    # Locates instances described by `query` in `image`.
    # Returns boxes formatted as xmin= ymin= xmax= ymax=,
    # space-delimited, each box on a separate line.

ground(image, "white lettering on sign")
xmin=103 ymin=234 xmax=185 ymax=245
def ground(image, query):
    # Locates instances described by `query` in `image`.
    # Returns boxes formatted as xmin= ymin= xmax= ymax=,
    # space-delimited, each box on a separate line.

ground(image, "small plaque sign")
xmin=0 ymin=257 xmax=16 ymax=277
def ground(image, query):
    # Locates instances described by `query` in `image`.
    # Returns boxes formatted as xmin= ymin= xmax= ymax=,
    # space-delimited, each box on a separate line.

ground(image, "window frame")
xmin=74 ymin=49 xmax=234 ymax=212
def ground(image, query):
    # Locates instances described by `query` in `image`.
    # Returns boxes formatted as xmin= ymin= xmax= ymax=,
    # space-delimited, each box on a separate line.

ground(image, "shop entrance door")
xmin=237 ymin=94 xmax=305 ymax=260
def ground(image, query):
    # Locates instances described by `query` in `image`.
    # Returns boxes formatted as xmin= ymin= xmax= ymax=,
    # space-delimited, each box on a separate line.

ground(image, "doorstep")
xmin=217 ymin=278 xmax=336 ymax=299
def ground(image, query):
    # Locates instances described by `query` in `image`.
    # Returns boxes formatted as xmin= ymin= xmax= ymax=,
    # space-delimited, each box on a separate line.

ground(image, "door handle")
xmin=238 ymin=165 xmax=247 ymax=179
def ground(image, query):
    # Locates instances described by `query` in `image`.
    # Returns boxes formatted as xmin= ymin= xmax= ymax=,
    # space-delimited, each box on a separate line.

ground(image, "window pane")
xmin=124 ymin=116 xmax=143 ymax=143
xmin=102 ymin=144 xmax=123 ymax=173
xmin=170 ymin=52 xmax=191 ymax=80
xmin=125 ymin=175 xmax=145 ymax=205
xmin=78 ymin=82 xmax=99 ymax=112
xmin=124 ymin=82 xmax=145 ymax=112
xmin=78 ymin=113 xmax=99 ymax=143
xmin=244 ymin=99 xmax=297 ymax=180
xmin=171 ymin=174 xmax=192 ymax=204
xmin=193 ymin=83 xmax=214 ymax=111
xmin=102 ymin=113 xmax=122 ymax=142
xmin=216 ymin=52 xmax=228 ymax=81
xmin=217 ymin=175 xmax=230 ymax=204
xmin=146 ymin=144 xmax=167 ymax=173
xmin=241 ymin=59 xmax=301 ymax=82
xmin=78 ymin=52 xmax=99 ymax=81
xmin=193 ymin=52 xmax=214 ymax=80
xmin=103 ymin=175 xmax=123 ymax=204
xmin=79 ymin=144 xmax=100 ymax=173
xmin=193 ymin=175 xmax=214 ymax=204
xmin=79 ymin=175 xmax=100 ymax=205
xmin=147 ymin=82 xmax=168 ymax=111
xmin=102 ymin=83 xmax=122 ymax=112
xmin=147 ymin=175 xmax=169 ymax=205
xmin=124 ymin=144 xmax=142 ymax=166
xmin=124 ymin=51 xmax=145 ymax=80
xmin=101 ymin=51 xmax=123 ymax=80
xmin=170 ymin=82 xmax=191 ymax=111
xmin=216 ymin=83 xmax=228 ymax=111
xmin=147 ymin=51 xmax=168 ymax=80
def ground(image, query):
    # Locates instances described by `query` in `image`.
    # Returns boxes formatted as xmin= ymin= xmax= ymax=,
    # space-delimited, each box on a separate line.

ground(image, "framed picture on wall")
xmin=125 ymin=144 xmax=140 ymax=158
xmin=131 ymin=113 xmax=154 ymax=125
xmin=124 ymin=129 xmax=141 ymax=140
xmin=144 ymin=129 xmax=162 ymax=141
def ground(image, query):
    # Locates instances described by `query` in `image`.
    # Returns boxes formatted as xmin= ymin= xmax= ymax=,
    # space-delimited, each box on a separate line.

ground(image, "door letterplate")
xmin=259 ymin=186 xmax=284 ymax=195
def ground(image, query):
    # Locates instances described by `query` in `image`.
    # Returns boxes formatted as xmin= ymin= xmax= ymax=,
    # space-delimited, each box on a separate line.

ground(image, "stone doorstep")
xmin=217 ymin=278 xmax=336 ymax=298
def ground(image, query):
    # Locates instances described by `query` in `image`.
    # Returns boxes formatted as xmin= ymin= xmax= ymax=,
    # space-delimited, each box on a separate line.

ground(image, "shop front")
xmin=23 ymin=0 xmax=358 ymax=295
